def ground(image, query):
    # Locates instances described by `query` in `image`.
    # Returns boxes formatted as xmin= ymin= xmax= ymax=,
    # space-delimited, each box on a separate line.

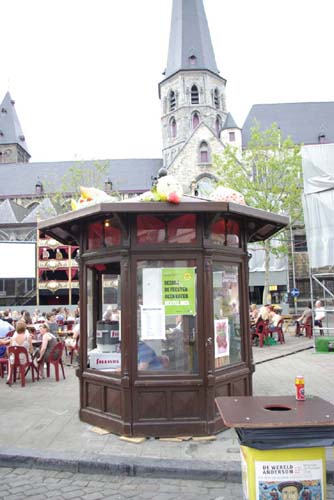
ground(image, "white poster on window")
xmin=141 ymin=305 xmax=166 ymax=340
xmin=214 ymin=318 xmax=229 ymax=358
xmin=143 ymin=268 xmax=162 ymax=306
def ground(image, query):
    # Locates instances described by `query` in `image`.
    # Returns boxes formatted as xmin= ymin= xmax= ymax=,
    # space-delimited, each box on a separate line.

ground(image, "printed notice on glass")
xmin=214 ymin=318 xmax=229 ymax=358
xmin=143 ymin=268 xmax=162 ymax=307
xmin=256 ymin=459 xmax=324 ymax=499
xmin=162 ymin=267 xmax=196 ymax=315
xmin=141 ymin=305 xmax=166 ymax=340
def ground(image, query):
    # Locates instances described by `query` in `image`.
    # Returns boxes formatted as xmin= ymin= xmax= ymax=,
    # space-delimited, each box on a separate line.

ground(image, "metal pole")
xmin=289 ymin=224 xmax=297 ymax=314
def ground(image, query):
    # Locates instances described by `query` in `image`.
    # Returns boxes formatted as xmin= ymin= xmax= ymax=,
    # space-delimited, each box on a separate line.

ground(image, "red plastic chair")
xmin=269 ymin=318 xmax=285 ymax=344
xmin=299 ymin=317 xmax=313 ymax=338
xmin=68 ymin=337 xmax=79 ymax=365
xmin=252 ymin=320 xmax=269 ymax=348
xmin=45 ymin=342 xmax=66 ymax=381
xmin=7 ymin=346 xmax=37 ymax=387
xmin=0 ymin=355 xmax=8 ymax=378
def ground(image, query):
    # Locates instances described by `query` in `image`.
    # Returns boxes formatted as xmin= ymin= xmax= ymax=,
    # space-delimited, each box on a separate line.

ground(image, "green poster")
xmin=162 ymin=267 xmax=196 ymax=315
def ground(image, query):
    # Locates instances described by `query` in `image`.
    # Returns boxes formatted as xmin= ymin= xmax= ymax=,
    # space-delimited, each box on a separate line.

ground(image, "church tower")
xmin=159 ymin=0 xmax=228 ymax=168
xmin=0 ymin=92 xmax=30 ymax=164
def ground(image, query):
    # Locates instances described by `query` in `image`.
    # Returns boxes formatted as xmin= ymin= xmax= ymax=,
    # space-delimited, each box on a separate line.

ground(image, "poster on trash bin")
xmin=255 ymin=459 xmax=324 ymax=499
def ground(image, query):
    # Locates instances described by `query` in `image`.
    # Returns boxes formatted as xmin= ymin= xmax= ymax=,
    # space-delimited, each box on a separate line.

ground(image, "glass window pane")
xmin=210 ymin=218 xmax=240 ymax=247
xmin=211 ymin=219 xmax=226 ymax=245
xmin=226 ymin=220 xmax=240 ymax=247
xmin=104 ymin=223 xmax=121 ymax=247
xmin=213 ymin=263 xmax=241 ymax=368
xmin=137 ymin=215 xmax=165 ymax=244
xmin=87 ymin=263 xmax=122 ymax=374
xmin=87 ymin=268 xmax=94 ymax=353
xmin=167 ymin=214 xmax=196 ymax=244
xmin=137 ymin=260 xmax=198 ymax=374
xmin=88 ymin=221 xmax=103 ymax=250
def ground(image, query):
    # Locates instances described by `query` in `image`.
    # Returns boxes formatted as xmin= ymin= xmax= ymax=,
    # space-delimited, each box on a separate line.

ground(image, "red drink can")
xmin=295 ymin=375 xmax=305 ymax=401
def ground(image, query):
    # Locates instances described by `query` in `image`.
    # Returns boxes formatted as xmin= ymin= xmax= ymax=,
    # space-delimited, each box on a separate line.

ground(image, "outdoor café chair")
xmin=7 ymin=345 xmax=38 ymax=387
xmin=252 ymin=320 xmax=269 ymax=348
xmin=299 ymin=317 xmax=313 ymax=338
xmin=44 ymin=342 xmax=66 ymax=381
xmin=268 ymin=318 xmax=285 ymax=344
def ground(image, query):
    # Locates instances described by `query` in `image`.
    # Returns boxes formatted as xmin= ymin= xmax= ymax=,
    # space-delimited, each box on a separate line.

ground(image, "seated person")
xmin=268 ymin=307 xmax=282 ymax=332
xmin=6 ymin=320 xmax=33 ymax=385
xmin=295 ymin=302 xmax=312 ymax=336
xmin=36 ymin=323 xmax=58 ymax=376
xmin=169 ymin=315 xmax=183 ymax=334
xmin=45 ymin=312 xmax=58 ymax=334
xmin=65 ymin=323 xmax=80 ymax=348
xmin=249 ymin=304 xmax=259 ymax=325
xmin=0 ymin=318 xmax=14 ymax=358
xmin=138 ymin=339 xmax=163 ymax=370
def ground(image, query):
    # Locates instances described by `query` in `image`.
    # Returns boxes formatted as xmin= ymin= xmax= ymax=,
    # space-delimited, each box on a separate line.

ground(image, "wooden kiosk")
xmin=39 ymin=197 xmax=287 ymax=437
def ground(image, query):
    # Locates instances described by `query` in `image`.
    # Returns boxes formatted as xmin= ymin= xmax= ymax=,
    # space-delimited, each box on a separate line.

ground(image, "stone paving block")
xmin=81 ymin=493 xmax=105 ymax=500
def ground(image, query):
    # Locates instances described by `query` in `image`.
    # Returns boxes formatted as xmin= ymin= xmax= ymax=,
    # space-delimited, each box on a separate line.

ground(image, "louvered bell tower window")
xmin=191 ymin=85 xmax=199 ymax=104
xmin=169 ymin=90 xmax=176 ymax=111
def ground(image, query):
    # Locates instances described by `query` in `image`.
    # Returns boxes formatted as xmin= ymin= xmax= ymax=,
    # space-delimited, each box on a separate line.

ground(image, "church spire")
xmin=0 ymin=92 xmax=30 ymax=163
xmin=164 ymin=0 xmax=219 ymax=79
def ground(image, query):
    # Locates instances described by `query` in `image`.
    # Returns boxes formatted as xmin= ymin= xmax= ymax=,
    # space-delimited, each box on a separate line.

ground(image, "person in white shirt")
xmin=314 ymin=300 xmax=325 ymax=335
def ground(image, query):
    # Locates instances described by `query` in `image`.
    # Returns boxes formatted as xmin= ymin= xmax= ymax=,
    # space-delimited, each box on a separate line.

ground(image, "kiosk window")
xmin=136 ymin=214 xmax=197 ymax=245
xmin=137 ymin=260 xmax=198 ymax=374
xmin=88 ymin=220 xmax=121 ymax=249
xmin=210 ymin=218 xmax=240 ymax=247
xmin=86 ymin=263 xmax=121 ymax=374
xmin=213 ymin=263 xmax=241 ymax=368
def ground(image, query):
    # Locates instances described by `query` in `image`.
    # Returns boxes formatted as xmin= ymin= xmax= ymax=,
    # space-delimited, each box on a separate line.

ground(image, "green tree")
xmin=42 ymin=160 xmax=118 ymax=215
xmin=214 ymin=121 xmax=303 ymax=304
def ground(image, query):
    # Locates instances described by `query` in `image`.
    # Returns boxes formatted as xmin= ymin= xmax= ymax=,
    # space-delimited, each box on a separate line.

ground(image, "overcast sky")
xmin=1 ymin=0 xmax=333 ymax=163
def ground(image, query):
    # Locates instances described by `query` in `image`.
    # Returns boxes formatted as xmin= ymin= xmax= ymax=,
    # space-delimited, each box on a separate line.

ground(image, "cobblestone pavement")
xmin=0 ymin=467 xmax=334 ymax=500
xmin=0 ymin=467 xmax=243 ymax=500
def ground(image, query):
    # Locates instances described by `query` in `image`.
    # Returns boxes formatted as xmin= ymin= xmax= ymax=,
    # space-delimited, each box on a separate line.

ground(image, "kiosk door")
xmin=131 ymin=258 xmax=207 ymax=437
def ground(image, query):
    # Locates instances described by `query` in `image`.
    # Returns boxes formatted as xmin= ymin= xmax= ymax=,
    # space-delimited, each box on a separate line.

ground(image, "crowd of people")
xmin=250 ymin=300 xmax=327 ymax=341
xmin=0 ymin=306 xmax=80 ymax=385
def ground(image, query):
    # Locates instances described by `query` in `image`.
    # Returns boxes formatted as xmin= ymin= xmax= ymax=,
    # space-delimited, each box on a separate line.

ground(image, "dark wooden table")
xmin=215 ymin=396 xmax=334 ymax=428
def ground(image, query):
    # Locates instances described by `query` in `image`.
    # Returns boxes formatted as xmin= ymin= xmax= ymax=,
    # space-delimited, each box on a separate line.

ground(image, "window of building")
xmin=170 ymin=117 xmax=177 ymax=138
xmin=136 ymin=214 xmax=197 ymax=245
xmin=215 ymin=115 xmax=222 ymax=137
xmin=212 ymin=263 xmax=241 ymax=369
xmin=229 ymin=131 xmax=236 ymax=142
xmin=293 ymin=234 xmax=308 ymax=252
xmin=199 ymin=141 xmax=210 ymax=163
xmin=195 ymin=175 xmax=216 ymax=198
xmin=169 ymin=90 xmax=176 ymax=111
xmin=214 ymin=88 xmax=220 ymax=109
xmin=192 ymin=112 xmax=200 ymax=129
xmin=88 ymin=220 xmax=121 ymax=250
xmin=189 ymin=55 xmax=197 ymax=66
xmin=191 ymin=85 xmax=199 ymax=104
xmin=86 ymin=263 xmax=122 ymax=375
xmin=136 ymin=259 xmax=198 ymax=373
xmin=210 ymin=218 xmax=240 ymax=247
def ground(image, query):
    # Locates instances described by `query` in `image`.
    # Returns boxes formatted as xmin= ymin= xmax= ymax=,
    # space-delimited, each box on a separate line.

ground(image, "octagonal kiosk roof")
xmin=38 ymin=195 xmax=288 ymax=245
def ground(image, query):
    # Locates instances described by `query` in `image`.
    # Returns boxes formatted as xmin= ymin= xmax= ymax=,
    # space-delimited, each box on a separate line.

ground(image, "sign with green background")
xmin=162 ymin=267 xmax=196 ymax=315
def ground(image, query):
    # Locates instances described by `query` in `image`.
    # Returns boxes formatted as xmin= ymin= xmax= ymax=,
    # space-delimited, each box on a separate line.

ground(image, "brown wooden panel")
xmin=215 ymin=383 xmax=231 ymax=398
xmin=137 ymin=391 xmax=167 ymax=420
xmin=171 ymin=390 xmax=200 ymax=419
xmin=87 ymin=382 xmax=103 ymax=411
xmin=105 ymin=386 xmax=122 ymax=418
xmin=232 ymin=377 xmax=248 ymax=396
